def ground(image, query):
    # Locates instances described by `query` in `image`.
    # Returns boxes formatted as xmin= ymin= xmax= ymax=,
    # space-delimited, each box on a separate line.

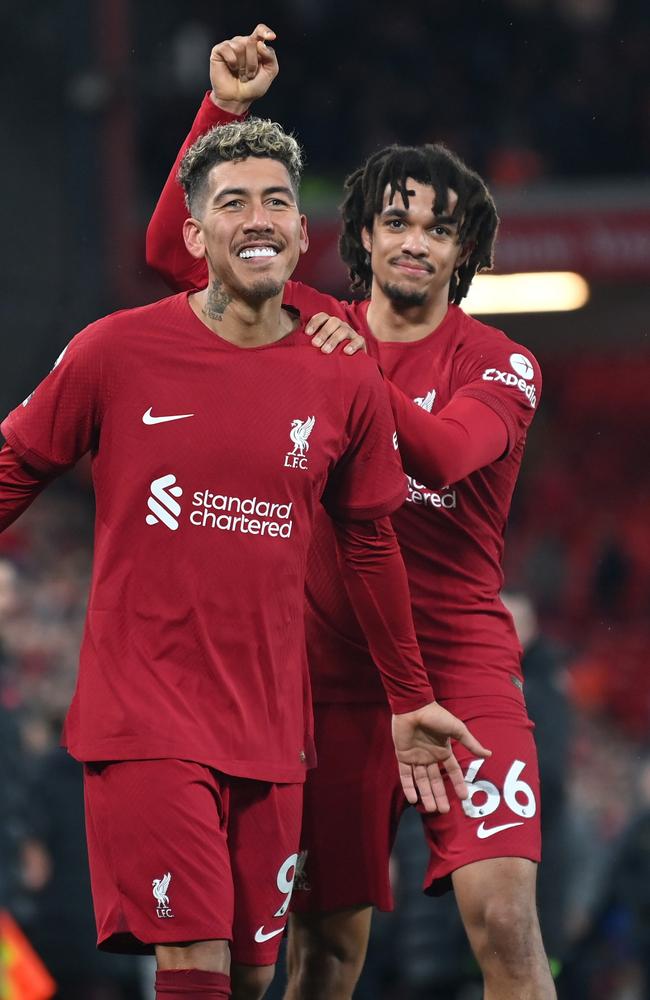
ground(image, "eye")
xmin=432 ymin=225 xmax=452 ymax=236
xmin=386 ymin=218 xmax=405 ymax=230
xmin=223 ymin=199 xmax=244 ymax=209
xmin=268 ymin=198 xmax=289 ymax=208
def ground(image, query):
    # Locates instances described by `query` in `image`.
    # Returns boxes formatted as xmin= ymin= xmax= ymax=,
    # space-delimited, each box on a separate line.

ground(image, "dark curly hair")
xmin=339 ymin=143 xmax=498 ymax=304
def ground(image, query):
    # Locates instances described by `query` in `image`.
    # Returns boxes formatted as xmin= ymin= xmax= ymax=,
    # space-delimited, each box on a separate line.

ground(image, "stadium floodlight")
xmin=465 ymin=272 xmax=590 ymax=314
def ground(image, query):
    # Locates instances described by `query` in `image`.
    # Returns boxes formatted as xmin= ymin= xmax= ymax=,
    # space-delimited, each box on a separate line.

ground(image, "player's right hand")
xmin=209 ymin=24 xmax=279 ymax=115
xmin=392 ymin=701 xmax=491 ymax=813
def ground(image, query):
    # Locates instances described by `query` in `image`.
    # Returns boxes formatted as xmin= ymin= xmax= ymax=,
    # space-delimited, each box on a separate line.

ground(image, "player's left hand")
xmin=392 ymin=701 xmax=491 ymax=813
xmin=305 ymin=313 xmax=366 ymax=355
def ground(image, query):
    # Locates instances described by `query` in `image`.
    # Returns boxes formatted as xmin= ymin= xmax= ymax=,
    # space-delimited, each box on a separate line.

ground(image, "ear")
xmin=183 ymin=217 xmax=206 ymax=260
xmin=298 ymin=213 xmax=309 ymax=256
xmin=456 ymin=240 xmax=474 ymax=268
xmin=361 ymin=225 xmax=372 ymax=255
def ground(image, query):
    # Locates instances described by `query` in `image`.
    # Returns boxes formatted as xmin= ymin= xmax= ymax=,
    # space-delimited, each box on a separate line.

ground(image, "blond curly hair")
xmin=178 ymin=117 xmax=304 ymax=215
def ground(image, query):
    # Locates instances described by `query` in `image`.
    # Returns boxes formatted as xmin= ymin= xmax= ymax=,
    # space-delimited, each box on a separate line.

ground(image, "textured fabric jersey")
xmin=145 ymin=93 xmax=542 ymax=705
xmin=1 ymin=292 xmax=410 ymax=781
xmin=288 ymin=292 xmax=542 ymax=704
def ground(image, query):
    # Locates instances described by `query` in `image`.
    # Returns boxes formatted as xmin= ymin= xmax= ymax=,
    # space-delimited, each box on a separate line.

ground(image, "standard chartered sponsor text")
xmin=406 ymin=476 xmax=457 ymax=510
xmin=190 ymin=490 xmax=293 ymax=537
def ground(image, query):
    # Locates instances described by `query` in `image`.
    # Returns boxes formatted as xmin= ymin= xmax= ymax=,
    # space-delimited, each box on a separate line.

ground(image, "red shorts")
xmin=291 ymin=697 xmax=541 ymax=913
xmin=83 ymin=759 xmax=303 ymax=965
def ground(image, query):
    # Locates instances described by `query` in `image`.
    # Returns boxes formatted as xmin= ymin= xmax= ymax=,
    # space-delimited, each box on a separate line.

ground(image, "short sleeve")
xmin=322 ymin=361 xmax=407 ymax=521
xmin=1 ymin=324 xmax=104 ymax=473
xmin=452 ymin=336 xmax=542 ymax=453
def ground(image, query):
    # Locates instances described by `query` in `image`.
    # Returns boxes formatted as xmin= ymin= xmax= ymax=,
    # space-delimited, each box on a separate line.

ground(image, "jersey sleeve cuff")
xmin=387 ymin=690 xmax=435 ymax=715
xmin=0 ymin=420 xmax=67 ymax=475
xmin=198 ymin=91 xmax=249 ymax=128
xmin=326 ymin=481 xmax=407 ymax=522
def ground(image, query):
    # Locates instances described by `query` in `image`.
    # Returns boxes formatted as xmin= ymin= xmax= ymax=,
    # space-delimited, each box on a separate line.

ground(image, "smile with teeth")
xmin=239 ymin=247 xmax=278 ymax=259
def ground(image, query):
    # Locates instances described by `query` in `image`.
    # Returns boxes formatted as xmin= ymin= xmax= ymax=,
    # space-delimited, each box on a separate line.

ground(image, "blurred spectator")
xmin=503 ymin=590 xmax=573 ymax=966
xmin=24 ymin=745 xmax=147 ymax=1000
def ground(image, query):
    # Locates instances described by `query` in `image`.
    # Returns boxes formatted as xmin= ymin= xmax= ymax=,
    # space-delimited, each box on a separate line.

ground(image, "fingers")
xmin=257 ymin=39 xmax=279 ymax=74
xmin=244 ymin=37 xmax=259 ymax=80
xmin=455 ymin=723 xmax=492 ymax=760
xmin=304 ymin=312 xmax=330 ymax=336
xmin=252 ymin=23 xmax=276 ymax=42
xmin=304 ymin=314 xmax=366 ymax=354
xmin=216 ymin=27 xmax=275 ymax=83
xmin=398 ymin=760 xmax=418 ymax=806
xmin=213 ymin=40 xmax=238 ymax=74
xmin=440 ymin=750 xmax=469 ymax=801
xmin=413 ymin=762 xmax=451 ymax=814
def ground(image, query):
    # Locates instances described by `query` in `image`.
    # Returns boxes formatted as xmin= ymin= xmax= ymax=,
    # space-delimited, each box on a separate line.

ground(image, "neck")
xmin=190 ymin=278 xmax=294 ymax=347
xmin=366 ymin=281 xmax=451 ymax=343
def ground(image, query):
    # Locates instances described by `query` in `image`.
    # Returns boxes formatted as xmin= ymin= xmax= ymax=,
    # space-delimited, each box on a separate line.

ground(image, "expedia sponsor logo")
xmin=190 ymin=490 xmax=293 ymax=538
xmin=481 ymin=352 xmax=537 ymax=408
xmin=406 ymin=476 xmax=457 ymax=510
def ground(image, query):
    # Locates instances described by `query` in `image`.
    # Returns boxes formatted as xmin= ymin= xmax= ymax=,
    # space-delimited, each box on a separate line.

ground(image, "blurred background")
xmin=1 ymin=1 xmax=649 ymax=997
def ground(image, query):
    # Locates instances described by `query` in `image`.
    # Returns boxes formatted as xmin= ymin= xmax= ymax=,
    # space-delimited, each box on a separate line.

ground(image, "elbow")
xmin=144 ymin=231 xmax=165 ymax=275
xmin=403 ymin=455 xmax=460 ymax=491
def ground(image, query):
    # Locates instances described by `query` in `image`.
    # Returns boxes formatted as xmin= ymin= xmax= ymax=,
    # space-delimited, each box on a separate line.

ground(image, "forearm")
xmin=0 ymin=444 xmax=52 ymax=531
xmin=145 ymin=92 xmax=246 ymax=290
xmin=333 ymin=516 xmax=434 ymax=713
xmin=386 ymin=380 xmax=508 ymax=488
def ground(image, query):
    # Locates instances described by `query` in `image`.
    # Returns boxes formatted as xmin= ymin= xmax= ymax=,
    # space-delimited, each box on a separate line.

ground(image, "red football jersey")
xmin=1 ymin=292 xmax=408 ymax=782
xmin=145 ymin=92 xmax=542 ymax=703
xmin=282 ymin=286 xmax=542 ymax=704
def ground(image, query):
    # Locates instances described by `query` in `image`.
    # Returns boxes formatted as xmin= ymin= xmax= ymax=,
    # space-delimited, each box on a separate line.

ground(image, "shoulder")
xmin=452 ymin=307 xmax=541 ymax=382
xmin=284 ymin=280 xmax=358 ymax=325
xmin=71 ymin=293 xmax=187 ymax=354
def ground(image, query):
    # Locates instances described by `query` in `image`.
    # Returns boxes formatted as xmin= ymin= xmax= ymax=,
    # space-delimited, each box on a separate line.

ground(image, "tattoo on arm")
xmin=203 ymin=279 xmax=232 ymax=322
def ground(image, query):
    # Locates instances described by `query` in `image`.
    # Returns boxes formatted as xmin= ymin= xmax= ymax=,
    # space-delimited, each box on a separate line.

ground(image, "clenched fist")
xmin=209 ymin=23 xmax=279 ymax=116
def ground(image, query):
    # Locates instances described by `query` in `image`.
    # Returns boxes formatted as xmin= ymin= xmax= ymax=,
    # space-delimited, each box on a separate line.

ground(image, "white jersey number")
xmin=274 ymin=853 xmax=299 ymax=918
xmin=461 ymin=759 xmax=537 ymax=820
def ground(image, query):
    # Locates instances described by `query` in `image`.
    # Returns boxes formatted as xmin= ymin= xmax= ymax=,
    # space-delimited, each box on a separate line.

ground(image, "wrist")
xmin=209 ymin=91 xmax=251 ymax=117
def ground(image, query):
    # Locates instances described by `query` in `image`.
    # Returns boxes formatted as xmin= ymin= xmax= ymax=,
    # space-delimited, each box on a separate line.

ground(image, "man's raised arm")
xmin=146 ymin=24 xmax=278 ymax=291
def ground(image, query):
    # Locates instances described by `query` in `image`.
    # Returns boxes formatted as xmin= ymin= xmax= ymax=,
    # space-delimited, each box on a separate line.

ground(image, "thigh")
xmin=228 ymin=778 xmax=304 ymax=967
xmin=84 ymin=759 xmax=233 ymax=953
xmin=291 ymin=702 xmax=407 ymax=914
xmin=419 ymin=698 xmax=542 ymax=894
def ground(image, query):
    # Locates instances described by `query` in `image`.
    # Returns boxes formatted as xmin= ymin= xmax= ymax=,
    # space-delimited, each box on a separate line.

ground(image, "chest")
xmin=97 ymin=346 xmax=345 ymax=498
xmin=369 ymin=338 xmax=457 ymax=413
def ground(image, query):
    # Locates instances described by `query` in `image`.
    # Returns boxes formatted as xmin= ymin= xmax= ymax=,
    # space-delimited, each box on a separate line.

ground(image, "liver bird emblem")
xmin=414 ymin=389 xmax=436 ymax=412
xmin=290 ymin=416 xmax=316 ymax=456
xmin=152 ymin=871 xmax=172 ymax=907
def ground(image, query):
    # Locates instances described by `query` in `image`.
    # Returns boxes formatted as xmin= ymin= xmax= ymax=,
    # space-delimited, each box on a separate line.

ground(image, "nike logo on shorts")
xmin=476 ymin=820 xmax=524 ymax=839
xmin=254 ymin=925 xmax=286 ymax=943
xmin=142 ymin=407 xmax=194 ymax=425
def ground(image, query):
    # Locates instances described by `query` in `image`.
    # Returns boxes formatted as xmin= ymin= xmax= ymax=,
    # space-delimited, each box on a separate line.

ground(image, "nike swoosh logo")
xmin=477 ymin=820 xmax=525 ymax=839
xmin=143 ymin=408 xmax=194 ymax=425
xmin=254 ymin=925 xmax=286 ymax=944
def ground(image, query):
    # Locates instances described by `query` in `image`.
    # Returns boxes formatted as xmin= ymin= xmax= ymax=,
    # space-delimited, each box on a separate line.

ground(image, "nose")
xmin=242 ymin=200 xmax=274 ymax=232
xmin=401 ymin=228 xmax=429 ymax=257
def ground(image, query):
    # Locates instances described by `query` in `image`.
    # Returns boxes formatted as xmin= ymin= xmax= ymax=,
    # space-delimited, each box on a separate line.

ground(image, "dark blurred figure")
xmin=0 ymin=700 xmax=26 ymax=910
xmin=0 ymin=557 xmax=28 ymax=913
xmin=559 ymin=756 xmax=650 ymax=1000
xmin=503 ymin=589 xmax=573 ymax=970
xmin=24 ymin=744 xmax=147 ymax=1000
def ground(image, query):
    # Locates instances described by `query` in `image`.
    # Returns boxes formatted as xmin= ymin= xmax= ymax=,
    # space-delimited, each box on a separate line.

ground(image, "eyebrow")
xmin=212 ymin=185 xmax=296 ymax=204
xmin=381 ymin=206 xmax=459 ymax=227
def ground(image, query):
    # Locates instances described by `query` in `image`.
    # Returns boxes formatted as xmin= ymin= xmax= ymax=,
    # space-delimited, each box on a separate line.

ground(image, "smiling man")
xmin=0 ymin=115 xmax=489 ymax=1000
xmin=145 ymin=24 xmax=553 ymax=1000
